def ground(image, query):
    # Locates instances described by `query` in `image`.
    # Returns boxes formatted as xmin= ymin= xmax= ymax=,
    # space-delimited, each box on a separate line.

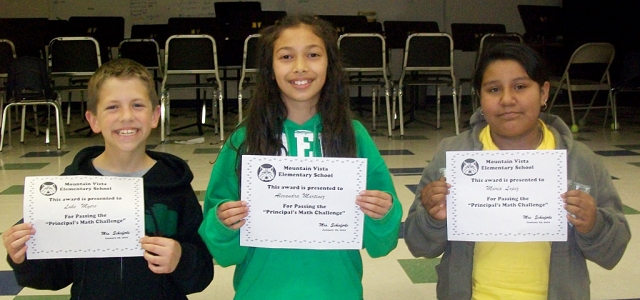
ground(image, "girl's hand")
xmin=356 ymin=190 xmax=393 ymax=219
xmin=563 ymin=190 xmax=597 ymax=233
xmin=2 ymin=223 xmax=35 ymax=264
xmin=420 ymin=177 xmax=450 ymax=221
xmin=217 ymin=201 xmax=249 ymax=230
xmin=140 ymin=236 xmax=182 ymax=274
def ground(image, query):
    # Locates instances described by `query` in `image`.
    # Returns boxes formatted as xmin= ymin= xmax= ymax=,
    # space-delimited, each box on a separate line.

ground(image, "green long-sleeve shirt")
xmin=199 ymin=114 xmax=402 ymax=299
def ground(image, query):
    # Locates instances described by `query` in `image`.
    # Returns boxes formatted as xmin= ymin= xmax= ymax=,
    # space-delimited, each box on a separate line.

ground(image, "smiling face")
xmin=272 ymin=24 xmax=328 ymax=116
xmin=86 ymin=77 xmax=160 ymax=154
xmin=479 ymin=59 xmax=549 ymax=145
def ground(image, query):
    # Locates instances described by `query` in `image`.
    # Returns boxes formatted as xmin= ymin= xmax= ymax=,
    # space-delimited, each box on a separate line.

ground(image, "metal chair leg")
xmin=611 ymin=92 xmax=619 ymax=130
xmin=384 ymin=84 xmax=392 ymax=137
xmin=0 ymin=104 xmax=11 ymax=152
xmin=160 ymin=90 xmax=167 ymax=142
xmin=237 ymin=89 xmax=243 ymax=124
xmin=394 ymin=84 xmax=404 ymax=137
xmin=398 ymin=85 xmax=405 ymax=136
xmin=218 ymin=89 xmax=225 ymax=141
xmin=452 ymin=87 xmax=460 ymax=135
xmin=436 ymin=86 xmax=442 ymax=130
xmin=371 ymin=87 xmax=377 ymax=132
xmin=20 ymin=105 xmax=27 ymax=143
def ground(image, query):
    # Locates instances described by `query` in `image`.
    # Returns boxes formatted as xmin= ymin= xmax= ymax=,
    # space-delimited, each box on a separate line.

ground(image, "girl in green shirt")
xmin=198 ymin=14 xmax=402 ymax=300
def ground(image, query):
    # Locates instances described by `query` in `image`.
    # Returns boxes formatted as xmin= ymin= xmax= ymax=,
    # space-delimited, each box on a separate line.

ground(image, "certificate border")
xmin=25 ymin=176 xmax=144 ymax=257
xmin=448 ymin=150 xmax=567 ymax=240
xmin=241 ymin=155 xmax=366 ymax=248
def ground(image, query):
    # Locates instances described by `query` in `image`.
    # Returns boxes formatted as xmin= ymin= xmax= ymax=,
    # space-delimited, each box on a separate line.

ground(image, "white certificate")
xmin=446 ymin=150 xmax=567 ymax=242
xmin=24 ymin=176 xmax=145 ymax=259
xmin=240 ymin=155 xmax=367 ymax=250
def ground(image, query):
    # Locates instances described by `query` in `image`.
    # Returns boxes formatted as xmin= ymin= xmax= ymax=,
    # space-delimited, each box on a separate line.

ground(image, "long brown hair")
xmin=232 ymin=14 xmax=356 ymax=159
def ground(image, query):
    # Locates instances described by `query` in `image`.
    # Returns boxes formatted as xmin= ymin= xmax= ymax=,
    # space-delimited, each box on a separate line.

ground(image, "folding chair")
xmin=118 ymin=39 xmax=163 ymax=90
xmin=450 ymin=23 xmax=507 ymax=52
xmin=451 ymin=23 xmax=507 ymax=117
xmin=610 ymin=50 xmax=640 ymax=130
xmin=46 ymin=20 xmax=71 ymax=43
xmin=237 ymin=34 xmax=260 ymax=124
xmin=68 ymin=16 xmax=125 ymax=63
xmin=352 ymin=21 xmax=384 ymax=34
xmin=160 ymin=34 xmax=224 ymax=142
xmin=338 ymin=33 xmax=393 ymax=136
xmin=1 ymin=57 xmax=64 ymax=152
xmin=226 ymin=12 xmax=286 ymax=120
xmin=382 ymin=21 xmax=440 ymax=50
xmin=461 ymin=33 xmax=524 ymax=113
xmin=131 ymin=24 xmax=169 ymax=50
xmin=478 ymin=33 xmax=525 ymax=64
xmin=214 ymin=18 xmax=251 ymax=99
xmin=167 ymin=17 xmax=239 ymax=110
xmin=0 ymin=39 xmax=16 ymax=130
xmin=48 ymin=37 xmax=102 ymax=128
xmin=548 ymin=43 xmax=615 ymax=132
xmin=0 ymin=18 xmax=49 ymax=58
xmin=167 ymin=17 xmax=233 ymax=66
xmin=395 ymin=33 xmax=459 ymax=136
xmin=381 ymin=21 xmax=440 ymax=126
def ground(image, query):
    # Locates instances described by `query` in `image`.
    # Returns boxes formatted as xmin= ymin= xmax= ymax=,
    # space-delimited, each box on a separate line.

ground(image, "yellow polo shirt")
xmin=472 ymin=120 xmax=556 ymax=300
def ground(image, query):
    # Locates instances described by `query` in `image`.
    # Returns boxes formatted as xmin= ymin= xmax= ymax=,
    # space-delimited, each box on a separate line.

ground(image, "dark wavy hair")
xmin=473 ymin=42 xmax=549 ymax=93
xmin=233 ymin=14 xmax=356 ymax=158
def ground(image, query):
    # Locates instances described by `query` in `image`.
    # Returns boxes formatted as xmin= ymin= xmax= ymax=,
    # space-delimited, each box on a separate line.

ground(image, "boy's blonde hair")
xmin=87 ymin=58 xmax=158 ymax=114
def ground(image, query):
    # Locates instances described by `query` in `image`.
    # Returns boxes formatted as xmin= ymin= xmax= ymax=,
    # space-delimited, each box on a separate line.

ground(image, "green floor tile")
xmin=14 ymin=296 xmax=70 ymax=300
xmin=195 ymin=190 xmax=205 ymax=202
xmin=615 ymin=144 xmax=640 ymax=150
xmin=193 ymin=148 xmax=220 ymax=154
xmin=0 ymin=185 xmax=24 ymax=195
xmin=391 ymin=135 xmax=429 ymax=140
xmin=398 ymin=258 xmax=440 ymax=284
xmin=629 ymin=162 xmax=640 ymax=168
xmin=0 ymin=163 xmax=49 ymax=170
xmin=21 ymin=151 xmax=69 ymax=158
xmin=623 ymin=204 xmax=640 ymax=215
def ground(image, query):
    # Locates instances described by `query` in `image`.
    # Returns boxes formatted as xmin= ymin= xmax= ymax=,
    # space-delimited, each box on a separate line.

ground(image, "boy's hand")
xmin=217 ymin=201 xmax=249 ymax=230
xmin=356 ymin=190 xmax=393 ymax=219
xmin=2 ymin=223 xmax=35 ymax=264
xmin=420 ymin=177 xmax=450 ymax=221
xmin=140 ymin=236 xmax=182 ymax=274
xmin=563 ymin=190 xmax=597 ymax=234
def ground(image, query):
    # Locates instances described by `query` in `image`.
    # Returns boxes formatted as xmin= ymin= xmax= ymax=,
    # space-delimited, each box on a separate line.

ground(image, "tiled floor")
xmin=1 ymin=102 xmax=639 ymax=299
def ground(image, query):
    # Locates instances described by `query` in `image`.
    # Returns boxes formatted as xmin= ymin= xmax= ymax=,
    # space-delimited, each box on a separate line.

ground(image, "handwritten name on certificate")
xmin=24 ymin=176 xmax=145 ymax=259
xmin=446 ymin=150 xmax=567 ymax=242
xmin=240 ymin=155 xmax=367 ymax=250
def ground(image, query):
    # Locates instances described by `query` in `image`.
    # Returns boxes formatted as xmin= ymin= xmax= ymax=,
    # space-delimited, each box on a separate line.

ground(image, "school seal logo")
xmin=257 ymin=164 xmax=276 ymax=182
xmin=39 ymin=182 xmax=58 ymax=196
xmin=461 ymin=159 xmax=479 ymax=176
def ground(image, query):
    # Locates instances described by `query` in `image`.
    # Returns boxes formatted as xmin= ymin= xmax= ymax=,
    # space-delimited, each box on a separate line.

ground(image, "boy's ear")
xmin=151 ymin=105 xmax=161 ymax=129
xmin=85 ymin=111 xmax=102 ymax=134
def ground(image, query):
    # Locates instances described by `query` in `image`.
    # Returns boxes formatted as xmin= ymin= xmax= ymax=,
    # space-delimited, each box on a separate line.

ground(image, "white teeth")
xmin=293 ymin=80 xmax=310 ymax=85
xmin=116 ymin=129 xmax=137 ymax=136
